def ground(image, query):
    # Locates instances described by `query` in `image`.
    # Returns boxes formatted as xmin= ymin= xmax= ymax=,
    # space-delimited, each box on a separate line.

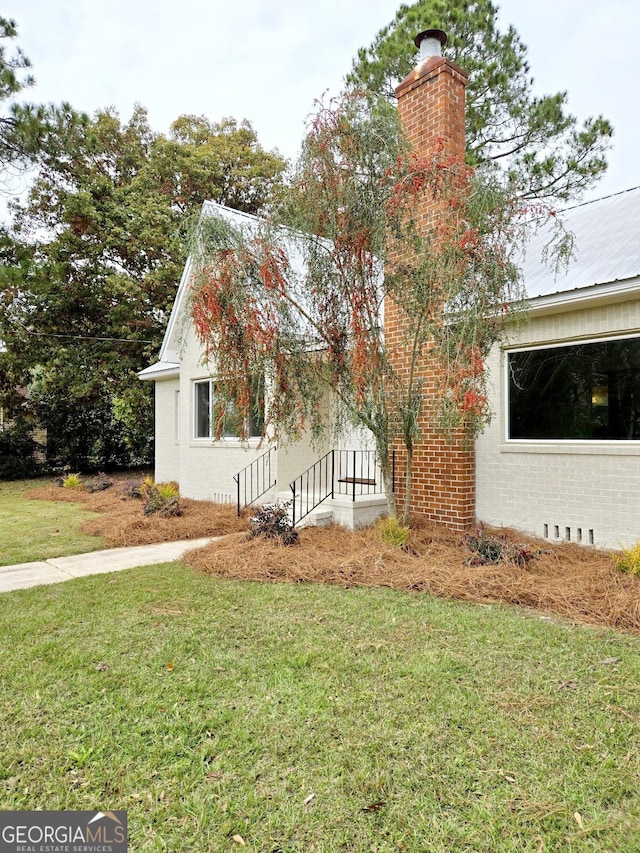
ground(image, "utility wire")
xmin=8 ymin=318 xmax=154 ymax=344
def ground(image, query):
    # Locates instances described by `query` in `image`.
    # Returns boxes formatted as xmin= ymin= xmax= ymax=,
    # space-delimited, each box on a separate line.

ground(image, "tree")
xmin=1 ymin=106 xmax=286 ymax=470
xmin=0 ymin=14 xmax=34 ymax=184
xmin=0 ymin=16 xmax=86 ymax=192
xmin=348 ymin=0 xmax=612 ymax=202
xmin=162 ymin=115 xmax=286 ymax=213
xmin=188 ymin=91 xmax=533 ymax=523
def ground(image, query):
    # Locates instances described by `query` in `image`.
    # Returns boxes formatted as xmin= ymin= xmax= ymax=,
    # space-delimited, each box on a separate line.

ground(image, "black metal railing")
xmin=233 ymin=446 xmax=277 ymax=516
xmin=289 ymin=451 xmax=335 ymax=526
xmin=334 ymin=449 xmax=382 ymax=500
xmin=289 ymin=449 xmax=384 ymax=526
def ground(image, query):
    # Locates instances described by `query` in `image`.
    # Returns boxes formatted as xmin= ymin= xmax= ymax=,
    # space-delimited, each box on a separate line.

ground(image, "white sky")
xmin=4 ymin=0 xmax=640 ymax=203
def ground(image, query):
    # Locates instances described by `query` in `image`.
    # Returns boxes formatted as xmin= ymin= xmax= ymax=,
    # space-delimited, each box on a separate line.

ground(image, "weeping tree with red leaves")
xmin=189 ymin=90 xmax=556 ymax=523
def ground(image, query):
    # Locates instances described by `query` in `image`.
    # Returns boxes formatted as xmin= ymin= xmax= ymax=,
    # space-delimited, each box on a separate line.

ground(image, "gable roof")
xmin=139 ymin=201 xmax=314 ymax=380
xmin=522 ymin=186 xmax=640 ymax=306
xmin=140 ymin=187 xmax=640 ymax=380
xmin=140 ymin=202 xmax=263 ymax=379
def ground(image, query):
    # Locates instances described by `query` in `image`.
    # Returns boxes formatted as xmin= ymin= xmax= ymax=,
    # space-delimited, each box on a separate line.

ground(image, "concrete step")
xmin=304 ymin=508 xmax=333 ymax=528
xmin=277 ymin=491 xmax=332 ymax=527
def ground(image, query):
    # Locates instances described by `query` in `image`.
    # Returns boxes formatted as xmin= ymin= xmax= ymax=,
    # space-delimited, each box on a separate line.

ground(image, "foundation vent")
xmin=211 ymin=492 xmax=234 ymax=504
xmin=543 ymin=524 xmax=594 ymax=545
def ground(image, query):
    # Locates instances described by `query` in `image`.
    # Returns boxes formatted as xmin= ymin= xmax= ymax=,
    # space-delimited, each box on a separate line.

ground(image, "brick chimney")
xmin=385 ymin=30 xmax=475 ymax=530
xmin=396 ymin=30 xmax=467 ymax=160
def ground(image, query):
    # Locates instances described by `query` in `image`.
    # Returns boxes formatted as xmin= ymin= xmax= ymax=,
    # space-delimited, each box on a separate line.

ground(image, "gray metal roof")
xmin=521 ymin=186 xmax=640 ymax=299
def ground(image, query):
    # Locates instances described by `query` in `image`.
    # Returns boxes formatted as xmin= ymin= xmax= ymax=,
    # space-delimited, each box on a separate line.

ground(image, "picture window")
xmin=508 ymin=336 xmax=640 ymax=440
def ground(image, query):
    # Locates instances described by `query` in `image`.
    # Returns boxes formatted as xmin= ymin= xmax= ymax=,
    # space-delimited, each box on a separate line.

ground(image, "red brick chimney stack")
xmin=386 ymin=31 xmax=475 ymax=530
xmin=396 ymin=29 xmax=467 ymax=160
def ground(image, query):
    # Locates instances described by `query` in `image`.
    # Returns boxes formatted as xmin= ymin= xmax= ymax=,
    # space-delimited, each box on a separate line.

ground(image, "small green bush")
xmin=377 ymin=516 xmax=411 ymax=550
xmin=614 ymin=542 xmax=640 ymax=577
xmin=143 ymin=481 xmax=181 ymax=517
xmin=62 ymin=473 xmax=82 ymax=489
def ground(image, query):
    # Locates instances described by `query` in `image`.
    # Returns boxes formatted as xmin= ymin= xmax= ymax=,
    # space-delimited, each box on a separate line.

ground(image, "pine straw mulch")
xmin=24 ymin=478 xmax=640 ymax=632
xmin=184 ymin=519 xmax=640 ymax=634
xmin=26 ymin=477 xmax=248 ymax=547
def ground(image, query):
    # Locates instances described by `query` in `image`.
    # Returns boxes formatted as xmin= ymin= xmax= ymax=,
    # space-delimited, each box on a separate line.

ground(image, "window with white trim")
xmin=193 ymin=377 xmax=264 ymax=439
xmin=508 ymin=335 xmax=640 ymax=440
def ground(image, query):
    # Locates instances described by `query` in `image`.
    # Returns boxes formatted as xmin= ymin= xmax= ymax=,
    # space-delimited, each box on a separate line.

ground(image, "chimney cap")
xmin=414 ymin=29 xmax=447 ymax=50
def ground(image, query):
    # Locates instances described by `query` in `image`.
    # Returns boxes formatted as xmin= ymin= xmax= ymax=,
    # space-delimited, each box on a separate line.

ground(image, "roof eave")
xmin=528 ymin=275 xmax=640 ymax=317
xmin=138 ymin=362 xmax=180 ymax=381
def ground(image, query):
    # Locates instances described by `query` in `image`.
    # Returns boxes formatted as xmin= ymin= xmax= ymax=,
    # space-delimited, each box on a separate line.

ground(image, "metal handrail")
xmin=334 ymin=449 xmax=381 ymax=500
xmin=289 ymin=450 xmax=335 ymax=526
xmin=233 ymin=446 xmax=277 ymax=516
xmin=289 ymin=449 xmax=384 ymax=526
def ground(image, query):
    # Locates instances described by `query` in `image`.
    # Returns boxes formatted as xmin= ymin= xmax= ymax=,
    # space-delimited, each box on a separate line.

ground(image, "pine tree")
xmin=348 ymin=0 xmax=612 ymax=201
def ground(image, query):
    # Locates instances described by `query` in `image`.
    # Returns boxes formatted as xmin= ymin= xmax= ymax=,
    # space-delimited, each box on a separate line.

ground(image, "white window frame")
xmin=193 ymin=378 xmax=263 ymax=441
xmin=504 ymin=331 xmax=640 ymax=444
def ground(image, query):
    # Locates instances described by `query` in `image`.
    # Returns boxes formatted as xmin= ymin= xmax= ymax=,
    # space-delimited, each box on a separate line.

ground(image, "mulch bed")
xmin=185 ymin=519 xmax=640 ymax=633
xmin=27 ymin=477 xmax=640 ymax=632
xmin=27 ymin=476 xmax=248 ymax=546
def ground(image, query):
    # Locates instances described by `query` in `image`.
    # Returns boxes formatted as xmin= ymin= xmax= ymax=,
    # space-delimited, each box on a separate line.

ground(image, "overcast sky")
xmin=5 ymin=0 xmax=640 ymax=204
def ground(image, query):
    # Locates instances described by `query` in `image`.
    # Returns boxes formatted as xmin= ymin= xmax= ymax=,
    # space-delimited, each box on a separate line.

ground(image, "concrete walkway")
xmin=0 ymin=538 xmax=216 ymax=594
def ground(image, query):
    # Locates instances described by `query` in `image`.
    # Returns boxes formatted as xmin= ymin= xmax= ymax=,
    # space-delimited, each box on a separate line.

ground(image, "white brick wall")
xmin=154 ymin=289 xmax=383 ymax=508
xmin=173 ymin=326 xmax=273 ymax=503
xmin=476 ymin=297 xmax=640 ymax=549
xmin=166 ymin=316 xmax=339 ymax=505
xmin=154 ymin=378 xmax=180 ymax=483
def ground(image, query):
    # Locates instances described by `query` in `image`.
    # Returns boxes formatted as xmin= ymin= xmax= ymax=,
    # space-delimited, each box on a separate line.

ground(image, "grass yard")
xmin=4 ymin=476 xmax=640 ymax=633
xmin=19 ymin=474 xmax=249 ymax=548
xmin=0 ymin=479 xmax=106 ymax=565
xmin=0 ymin=562 xmax=638 ymax=851
xmin=0 ymin=477 xmax=248 ymax=566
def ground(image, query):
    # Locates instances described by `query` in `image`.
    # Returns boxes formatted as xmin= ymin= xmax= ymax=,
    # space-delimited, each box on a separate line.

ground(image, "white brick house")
xmin=140 ymin=187 xmax=640 ymax=548
xmin=476 ymin=186 xmax=640 ymax=549
xmin=139 ymin=23 xmax=640 ymax=548
xmin=138 ymin=202 xmax=386 ymax=528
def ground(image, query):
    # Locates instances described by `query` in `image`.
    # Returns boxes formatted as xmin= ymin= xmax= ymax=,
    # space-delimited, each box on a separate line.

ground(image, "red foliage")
xmin=259 ymin=243 xmax=289 ymax=294
xmin=461 ymin=388 xmax=487 ymax=416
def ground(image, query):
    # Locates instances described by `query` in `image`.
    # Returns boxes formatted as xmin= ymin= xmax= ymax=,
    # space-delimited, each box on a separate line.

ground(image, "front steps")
xmin=276 ymin=491 xmax=387 ymax=530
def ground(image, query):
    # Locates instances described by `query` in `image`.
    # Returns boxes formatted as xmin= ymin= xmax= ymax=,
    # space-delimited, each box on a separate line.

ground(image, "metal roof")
xmin=521 ymin=186 xmax=640 ymax=299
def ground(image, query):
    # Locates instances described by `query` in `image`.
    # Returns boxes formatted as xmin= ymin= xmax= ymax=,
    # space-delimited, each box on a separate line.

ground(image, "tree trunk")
xmin=378 ymin=451 xmax=397 ymax=519
xmin=402 ymin=442 xmax=414 ymax=527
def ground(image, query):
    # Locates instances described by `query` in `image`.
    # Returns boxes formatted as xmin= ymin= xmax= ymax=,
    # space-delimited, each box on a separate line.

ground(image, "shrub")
xmin=143 ymin=481 xmax=182 ymax=517
xmin=62 ymin=473 xmax=82 ymax=489
xmin=465 ymin=527 xmax=537 ymax=567
xmin=377 ymin=516 xmax=411 ymax=550
xmin=614 ymin=542 xmax=640 ymax=577
xmin=0 ymin=420 xmax=44 ymax=480
xmin=85 ymin=473 xmax=113 ymax=493
xmin=140 ymin=474 xmax=155 ymax=498
xmin=118 ymin=478 xmax=145 ymax=499
xmin=249 ymin=501 xmax=298 ymax=546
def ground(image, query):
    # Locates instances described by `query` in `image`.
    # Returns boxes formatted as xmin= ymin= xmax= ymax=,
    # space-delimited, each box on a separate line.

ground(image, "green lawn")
xmin=0 ymin=479 xmax=105 ymax=565
xmin=0 ymin=562 xmax=638 ymax=851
